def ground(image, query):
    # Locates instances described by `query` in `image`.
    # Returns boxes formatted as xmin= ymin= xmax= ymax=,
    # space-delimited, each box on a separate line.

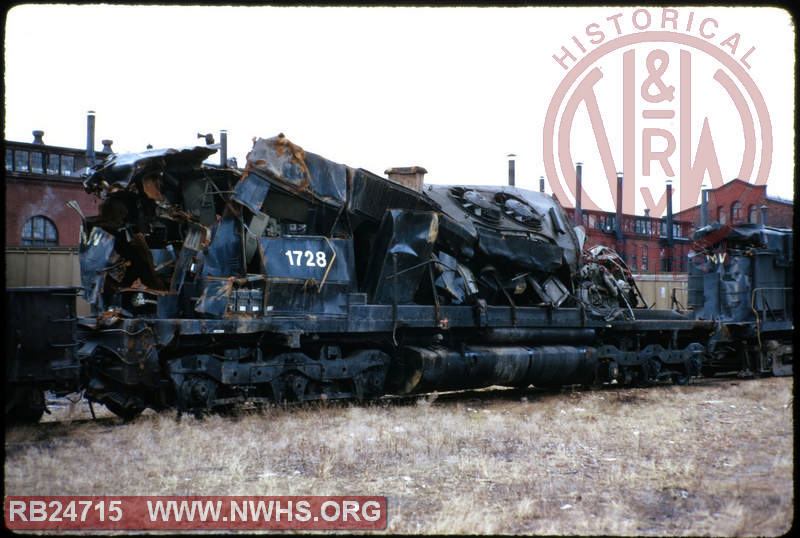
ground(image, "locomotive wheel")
xmin=6 ymin=386 xmax=46 ymax=424
xmin=354 ymin=365 xmax=388 ymax=400
xmin=177 ymin=375 xmax=219 ymax=412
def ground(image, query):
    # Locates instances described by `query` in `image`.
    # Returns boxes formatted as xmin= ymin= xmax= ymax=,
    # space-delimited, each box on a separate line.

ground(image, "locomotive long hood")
xmin=242 ymin=134 xmax=583 ymax=274
xmin=77 ymin=134 xmax=634 ymax=319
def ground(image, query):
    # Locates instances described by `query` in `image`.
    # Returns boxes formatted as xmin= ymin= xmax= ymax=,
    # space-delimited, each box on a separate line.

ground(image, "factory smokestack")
xmin=507 ymin=154 xmax=516 ymax=187
xmin=666 ymin=179 xmax=674 ymax=247
xmin=615 ymin=172 xmax=623 ymax=242
xmin=575 ymin=163 xmax=583 ymax=225
xmin=86 ymin=111 xmax=96 ymax=165
xmin=700 ymin=186 xmax=709 ymax=227
xmin=220 ymin=130 xmax=228 ymax=167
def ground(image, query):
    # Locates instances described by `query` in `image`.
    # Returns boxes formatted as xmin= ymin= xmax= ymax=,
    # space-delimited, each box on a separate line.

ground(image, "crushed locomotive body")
xmin=64 ymin=134 xmax=715 ymax=417
xmin=7 ymin=134 xmax=788 ymax=421
xmin=688 ymin=222 xmax=793 ymax=376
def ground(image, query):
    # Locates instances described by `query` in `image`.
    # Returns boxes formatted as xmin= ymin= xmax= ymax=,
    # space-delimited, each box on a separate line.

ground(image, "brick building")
xmin=5 ymin=113 xmax=114 ymax=293
xmin=5 ymin=132 xmax=110 ymax=249
xmin=557 ymin=174 xmax=793 ymax=276
xmin=558 ymin=169 xmax=693 ymax=275
xmin=674 ymin=178 xmax=793 ymax=230
xmin=547 ymin=161 xmax=793 ymax=308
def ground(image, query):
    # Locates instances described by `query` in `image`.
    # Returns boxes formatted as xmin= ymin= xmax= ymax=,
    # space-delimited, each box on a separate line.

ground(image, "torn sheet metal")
xmin=433 ymin=251 xmax=478 ymax=305
xmin=79 ymin=227 xmax=117 ymax=309
xmin=693 ymin=222 xmax=793 ymax=253
xmin=476 ymin=228 xmax=564 ymax=274
xmin=577 ymin=245 xmax=642 ymax=310
xmin=245 ymin=134 xmax=348 ymax=203
xmin=83 ymin=145 xmax=217 ymax=195
xmin=424 ymin=185 xmax=581 ymax=275
xmin=170 ymin=224 xmax=210 ymax=293
xmin=349 ymin=168 xmax=440 ymax=223
xmin=200 ymin=217 xmax=244 ymax=278
xmin=365 ymin=210 xmax=439 ymax=304
xmin=232 ymin=173 xmax=271 ymax=214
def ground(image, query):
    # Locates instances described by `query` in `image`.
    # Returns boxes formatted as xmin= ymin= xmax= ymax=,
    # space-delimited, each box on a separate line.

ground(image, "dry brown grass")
xmin=5 ymin=376 xmax=793 ymax=535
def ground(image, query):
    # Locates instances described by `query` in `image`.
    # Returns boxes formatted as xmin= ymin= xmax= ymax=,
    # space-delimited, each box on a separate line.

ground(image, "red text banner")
xmin=5 ymin=496 xmax=387 ymax=530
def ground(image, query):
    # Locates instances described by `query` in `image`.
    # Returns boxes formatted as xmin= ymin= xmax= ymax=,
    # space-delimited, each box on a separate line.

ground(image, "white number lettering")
xmin=48 ymin=501 xmax=63 ymax=522
xmin=284 ymin=249 xmax=328 ymax=268
xmin=108 ymin=501 xmax=122 ymax=522
xmin=79 ymin=501 xmax=93 ymax=521
xmin=62 ymin=501 xmax=78 ymax=521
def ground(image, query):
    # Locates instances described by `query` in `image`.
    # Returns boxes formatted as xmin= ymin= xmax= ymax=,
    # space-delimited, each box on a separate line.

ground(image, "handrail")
xmin=750 ymin=287 xmax=792 ymax=351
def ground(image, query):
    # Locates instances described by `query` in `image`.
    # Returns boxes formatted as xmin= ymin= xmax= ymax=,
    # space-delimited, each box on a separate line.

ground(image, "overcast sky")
xmin=4 ymin=5 xmax=795 ymax=214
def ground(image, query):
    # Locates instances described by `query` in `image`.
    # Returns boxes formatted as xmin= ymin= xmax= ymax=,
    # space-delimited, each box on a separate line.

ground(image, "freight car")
xmin=2 ymin=135 xmax=788 ymax=421
xmin=6 ymin=287 xmax=81 ymax=423
xmin=688 ymin=222 xmax=793 ymax=376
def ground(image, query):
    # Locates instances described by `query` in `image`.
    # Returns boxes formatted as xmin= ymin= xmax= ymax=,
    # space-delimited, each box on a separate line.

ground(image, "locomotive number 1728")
xmin=284 ymin=250 xmax=328 ymax=268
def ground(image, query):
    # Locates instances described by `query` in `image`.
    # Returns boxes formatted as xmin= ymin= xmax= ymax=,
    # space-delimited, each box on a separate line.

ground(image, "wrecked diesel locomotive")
xmin=62 ymin=134 xmax=720 ymax=419
xmin=687 ymin=222 xmax=793 ymax=377
xmin=7 ymin=135 xmax=746 ymax=420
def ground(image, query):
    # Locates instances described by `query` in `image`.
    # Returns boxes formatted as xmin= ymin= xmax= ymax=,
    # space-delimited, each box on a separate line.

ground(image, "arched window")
xmin=731 ymin=201 xmax=742 ymax=224
xmin=22 ymin=215 xmax=58 ymax=246
xmin=748 ymin=204 xmax=758 ymax=223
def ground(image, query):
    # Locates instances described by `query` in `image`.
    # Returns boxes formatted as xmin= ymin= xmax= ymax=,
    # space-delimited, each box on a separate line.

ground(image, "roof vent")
xmin=385 ymin=166 xmax=427 ymax=192
xmin=32 ymin=130 xmax=45 ymax=144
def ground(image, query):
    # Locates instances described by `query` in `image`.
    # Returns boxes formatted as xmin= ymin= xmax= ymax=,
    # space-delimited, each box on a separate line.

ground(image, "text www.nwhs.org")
xmin=5 ymin=496 xmax=387 ymax=530
xmin=148 ymin=498 xmax=383 ymax=523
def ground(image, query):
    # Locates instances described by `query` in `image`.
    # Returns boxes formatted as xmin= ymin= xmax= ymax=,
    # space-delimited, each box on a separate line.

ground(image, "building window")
xmin=46 ymin=153 xmax=60 ymax=175
xmin=5 ymin=149 xmax=13 ymax=171
xmin=635 ymin=217 xmax=651 ymax=236
xmin=602 ymin=214 xmax=617 ymax=233
xmin=14 ymin=150 xmax=29 ymax=172
xmin=717 ymin=206 xmax=726 ymax=225
xmin=61 ymin=155 xmax=74 ymax=176
xmin=731 ymin=201 xmax=742 ymax=224
xmin=31 ymin=152 xmax=45 ymax=174
xmin=641 ymin=245 xmax=648 ymax=272
xmin=22 ymin=216 xmax=58 ymax=246
xmin=748 ymin=204 xmax=758 ymax=223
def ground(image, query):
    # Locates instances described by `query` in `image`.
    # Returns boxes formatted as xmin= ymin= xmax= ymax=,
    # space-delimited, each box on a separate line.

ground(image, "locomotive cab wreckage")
xmin=688 ymin=222 xmax=794 ymax=377
xmin=63 ymin=134 xmax=721 ymax=417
